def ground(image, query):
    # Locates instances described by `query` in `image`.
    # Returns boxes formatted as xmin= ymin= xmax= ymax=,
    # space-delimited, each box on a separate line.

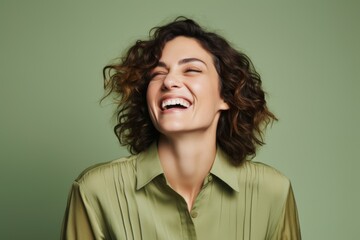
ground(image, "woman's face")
xmin=146 ymin=36 xmax=229 ymax=137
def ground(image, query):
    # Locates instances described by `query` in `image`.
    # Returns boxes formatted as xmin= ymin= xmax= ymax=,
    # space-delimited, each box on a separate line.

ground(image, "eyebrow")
xmin=157 ymin=58 xmax=207 ymax=68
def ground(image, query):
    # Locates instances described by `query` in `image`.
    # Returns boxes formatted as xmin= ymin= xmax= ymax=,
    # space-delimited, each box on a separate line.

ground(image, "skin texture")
xmin=146 ymin=36 xmax=229 ymax=210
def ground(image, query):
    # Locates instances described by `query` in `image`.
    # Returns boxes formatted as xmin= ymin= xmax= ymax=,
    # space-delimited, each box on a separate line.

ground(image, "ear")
xmin=219 ymin=99 xmax=230 ymax=110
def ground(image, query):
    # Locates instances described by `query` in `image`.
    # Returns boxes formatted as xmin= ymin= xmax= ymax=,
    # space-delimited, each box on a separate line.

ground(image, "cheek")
xmin=146 ymin=83 xmax=155 ymax=105
xmin=146 ymin=83 xmax=159 ymax=117
xmin=192 ymin=79 xmax=220 ymax=100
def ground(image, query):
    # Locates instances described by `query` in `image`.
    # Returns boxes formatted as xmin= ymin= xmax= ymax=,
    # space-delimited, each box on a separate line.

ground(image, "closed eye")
xmin=150 ymin=71 xmax=167 ymax=80
xmin=184 ymin=68 xmax=202 ymax=73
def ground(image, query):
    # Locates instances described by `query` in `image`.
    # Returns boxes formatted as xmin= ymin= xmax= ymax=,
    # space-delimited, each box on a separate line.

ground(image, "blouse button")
xmin=208 ymin=175 xmax=213 ymax=182
xmin=190 ymin=211 xmax=198 ymax=218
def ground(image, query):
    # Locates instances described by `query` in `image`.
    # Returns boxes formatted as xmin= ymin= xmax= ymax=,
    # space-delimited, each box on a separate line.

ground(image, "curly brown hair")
xmin=103 ymin=17 xmax=277 ymax=165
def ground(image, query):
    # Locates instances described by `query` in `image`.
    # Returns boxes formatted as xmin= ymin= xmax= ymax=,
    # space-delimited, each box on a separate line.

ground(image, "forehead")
xmin=160 ymin=36 xmax=213 ymax=63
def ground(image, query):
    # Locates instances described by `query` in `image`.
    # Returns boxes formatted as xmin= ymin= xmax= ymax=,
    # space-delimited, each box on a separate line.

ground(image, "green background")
xmin=1 ymin=1 xmax=359 ymax=239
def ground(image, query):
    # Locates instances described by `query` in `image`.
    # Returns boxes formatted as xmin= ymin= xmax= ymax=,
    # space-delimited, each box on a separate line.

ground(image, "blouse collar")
xmin=136 ymin=142 xmax=239 ymax=192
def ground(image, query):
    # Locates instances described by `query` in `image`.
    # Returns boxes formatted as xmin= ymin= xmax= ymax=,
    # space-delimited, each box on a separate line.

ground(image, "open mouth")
xmin=161 ymin=98 xmax=191 ymax=110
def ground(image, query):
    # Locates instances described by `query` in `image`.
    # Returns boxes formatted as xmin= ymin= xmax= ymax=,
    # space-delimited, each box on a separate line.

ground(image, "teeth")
xmin=161 ymin=98 xmax=190 ymax=109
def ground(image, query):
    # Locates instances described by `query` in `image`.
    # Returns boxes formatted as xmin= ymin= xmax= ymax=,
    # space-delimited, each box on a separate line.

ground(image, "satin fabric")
xmin=61 ymin=144 xmax=301 ymax=240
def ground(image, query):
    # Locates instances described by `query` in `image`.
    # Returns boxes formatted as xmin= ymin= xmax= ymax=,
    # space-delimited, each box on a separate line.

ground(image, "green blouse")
xmin=61 ymin=144 xmax=301 ymax=240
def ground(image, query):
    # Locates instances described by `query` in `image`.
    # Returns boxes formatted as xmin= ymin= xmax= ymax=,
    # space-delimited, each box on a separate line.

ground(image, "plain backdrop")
xmin=1 ymin=1 xmax=359 ymax=239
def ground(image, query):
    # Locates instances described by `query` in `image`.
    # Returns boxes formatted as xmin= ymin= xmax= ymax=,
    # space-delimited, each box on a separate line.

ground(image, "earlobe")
xmin=220 ymin=101 xmax=230 ymax=110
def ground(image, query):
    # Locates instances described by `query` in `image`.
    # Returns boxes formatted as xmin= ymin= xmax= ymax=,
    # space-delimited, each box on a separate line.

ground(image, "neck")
xmin=157 ymin=130 xmax=217 ymax=211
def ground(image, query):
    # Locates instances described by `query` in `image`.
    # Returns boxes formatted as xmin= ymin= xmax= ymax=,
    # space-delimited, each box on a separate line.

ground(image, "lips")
xmin=160 ymin=97 xmax=191 ymax=110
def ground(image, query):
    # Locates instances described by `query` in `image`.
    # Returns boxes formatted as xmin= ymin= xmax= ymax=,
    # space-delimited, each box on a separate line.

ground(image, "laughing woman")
xmin=61 ymin=17 xmax=301 ymax=240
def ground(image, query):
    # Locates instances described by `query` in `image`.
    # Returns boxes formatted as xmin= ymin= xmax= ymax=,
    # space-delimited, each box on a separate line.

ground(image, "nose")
xmin=162 ymin=73 xmax=182 ymax=90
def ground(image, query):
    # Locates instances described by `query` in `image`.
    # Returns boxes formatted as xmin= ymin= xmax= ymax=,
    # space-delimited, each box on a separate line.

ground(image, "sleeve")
xmin=272 ymin=184 xmax=301 ymax=240
xmin=61 ymin=182 xmax=102 ymax=240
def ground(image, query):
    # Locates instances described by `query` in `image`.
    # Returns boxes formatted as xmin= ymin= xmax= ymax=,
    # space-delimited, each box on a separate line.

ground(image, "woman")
xmin=62 ymin=17 xmax=301 ymax=240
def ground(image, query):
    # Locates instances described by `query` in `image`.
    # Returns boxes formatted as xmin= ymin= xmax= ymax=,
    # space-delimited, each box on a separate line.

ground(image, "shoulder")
xmin=240 ymin=160 xmax=290 ymax=185
xmin=73 ymin=154 xmax=138 ymax=194
xmin=238 ymin=161 xmax=291 ymax=202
